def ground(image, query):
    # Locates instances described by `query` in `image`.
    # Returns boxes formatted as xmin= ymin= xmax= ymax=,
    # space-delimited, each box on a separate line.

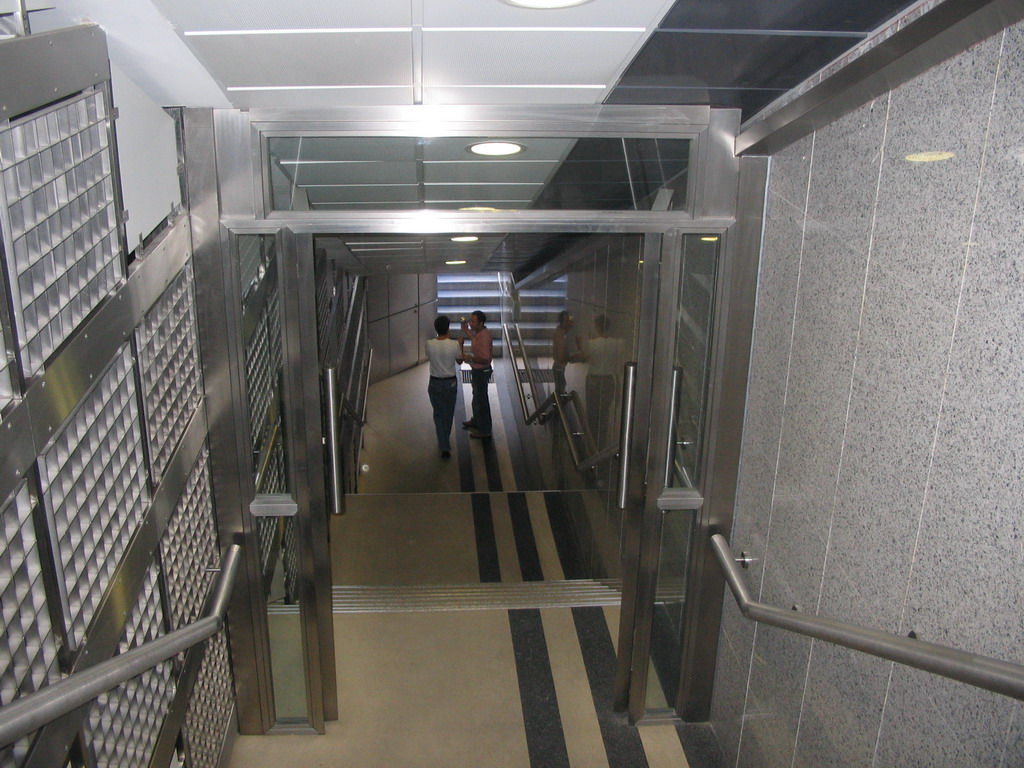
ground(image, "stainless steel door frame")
xmin=277 ymin=229 xmax=337 ymax=727
xmin=611 ymin=232 xmax=665 ymax=711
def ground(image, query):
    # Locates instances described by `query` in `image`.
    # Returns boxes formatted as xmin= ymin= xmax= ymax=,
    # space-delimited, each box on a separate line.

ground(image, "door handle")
xmin=617 ymin=362 xmax=637 ymax=510
xmin=663 ymin=366 xmax=682 ymax=487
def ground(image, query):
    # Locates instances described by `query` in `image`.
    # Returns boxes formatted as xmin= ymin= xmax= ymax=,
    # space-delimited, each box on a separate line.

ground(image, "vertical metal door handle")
xmin=324 ymin=366 xmax=344 ymax=515
xmin=663 ymin=366 xmax=682 ymax=487
xmin=617 ymin=362 xmax=638 ymax=509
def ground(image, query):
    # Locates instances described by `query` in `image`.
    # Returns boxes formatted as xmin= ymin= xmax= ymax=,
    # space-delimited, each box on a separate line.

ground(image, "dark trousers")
xmin=470 ymin=367 xmax=492 ymax=434
xmin=428 ymin=376 xmax=458 ymax=451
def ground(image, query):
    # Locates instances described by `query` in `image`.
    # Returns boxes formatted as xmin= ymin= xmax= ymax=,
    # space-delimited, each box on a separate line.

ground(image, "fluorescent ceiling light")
xmin=451 ymin=236 xmax=480 ymax=242
xmin=228 ymin=85 xmax=407 ymax=92
xmin=905 ymin=151 xmax=955 ymax=162
xmin=502 ymin=0 xmax=594 ymax=8
xmin=469 ymin=141 xmax=524 ymax=156
xmin=700 ymin=236 xmax=720 ymax=242
xmin=425 ymin=26 xmax=642 ymax=32
xmin=445 ymin=260 xmax=468 ymax=265
xmin=449 ymin=84 xmax=605 ymax=89
xmin=459 ymin=207 xmax=500 ymax=212
xmin=185 ymin=28 xmax=410 ymax=36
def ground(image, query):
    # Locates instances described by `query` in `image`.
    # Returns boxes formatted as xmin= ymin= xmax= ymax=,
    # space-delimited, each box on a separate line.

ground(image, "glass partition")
xmin=666 ymin=234 xmax=719 ymax=489
xmin=266 ymin=136 xmax=691 ymax=213
xmin=237 ymin=234 xmax=308 ymax=722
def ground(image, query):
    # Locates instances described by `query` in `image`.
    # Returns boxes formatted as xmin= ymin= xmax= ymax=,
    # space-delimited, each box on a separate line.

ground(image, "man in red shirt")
xmin=460 ymin=310 xmax=494 ymax=439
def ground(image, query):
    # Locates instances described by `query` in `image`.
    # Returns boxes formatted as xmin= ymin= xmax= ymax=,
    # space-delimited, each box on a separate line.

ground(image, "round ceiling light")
xmin=503 ymin=0 xmax=593 ymax=8
xmin=469 ymin=141 xmax=524 ymax=156
xmin=905 ymin=151 xmax=955 ymax=163
xmin=451 ymin=236 xmax=479 ymax=242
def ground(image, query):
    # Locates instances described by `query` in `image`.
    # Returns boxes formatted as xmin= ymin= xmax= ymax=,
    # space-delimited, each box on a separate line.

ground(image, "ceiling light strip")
xmin=436 ymin=84 xmax=606 ymax=89
xmin=185 ymin=28 xmax=412 ymax=36
xmin=423 ymin=27 xmax=644 ymax=33
xmin=228 ymin=85 xmax=408 ymax=92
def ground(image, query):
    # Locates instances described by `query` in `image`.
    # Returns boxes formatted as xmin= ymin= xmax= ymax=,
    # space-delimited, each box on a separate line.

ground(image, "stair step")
xmin=268 ymin=580 xmax=625 ymax=614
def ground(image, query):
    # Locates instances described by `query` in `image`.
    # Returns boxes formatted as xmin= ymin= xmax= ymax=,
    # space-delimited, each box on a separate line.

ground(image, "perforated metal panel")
xmin=182 ymin=631 xmax=233 ymax=768
xmin=136 ymin=264 xmax=203 ymax=482
xmin=159 ymin=447 xmax=216 ymax=629
xmin=282 ymin=516 xmax=299 ymax=605
xmin=0 ymin=90 xmax=124 ymax=377
xmin=0 ymin=319 xmax=14 ymax=415
xmin=266 ymin=282 xmax=282 ymax=386
xmin=244 ymin=312 xmax=272 ymax=449
xmin=0 ymin=482 xmax=61 ymax=768
xmin=39 ymin=343 xmax=149 ymax=649
xmin=83 ymin=564 xmax=175 ymax=768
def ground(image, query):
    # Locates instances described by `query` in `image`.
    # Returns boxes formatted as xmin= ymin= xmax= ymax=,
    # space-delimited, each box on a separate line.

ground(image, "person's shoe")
xmin=441 ymin=450 xmax=451 ymax=458
xmin=469 ymin=428 xmax=491 ymax=439
xmin=462 ymin=420 xmax=476 ymax=429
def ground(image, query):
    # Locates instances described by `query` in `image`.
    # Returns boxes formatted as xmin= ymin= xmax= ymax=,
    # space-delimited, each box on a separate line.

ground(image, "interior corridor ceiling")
xmin=26 ymin=0 xmax=927 ymax=273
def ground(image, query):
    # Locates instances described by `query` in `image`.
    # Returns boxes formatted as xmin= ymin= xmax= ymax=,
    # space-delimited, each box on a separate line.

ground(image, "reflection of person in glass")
xmin=425 ymin=315 xmax=463 ymax=459
xmin=581 ymin=315 xmax=624 ymax=448
xmin=551 ymin=310 xmax=577 ymax=394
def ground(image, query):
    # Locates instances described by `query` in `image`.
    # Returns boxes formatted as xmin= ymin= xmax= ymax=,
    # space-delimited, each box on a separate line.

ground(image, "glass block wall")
xmin=0 ymin=74 xmax=235 ymax=768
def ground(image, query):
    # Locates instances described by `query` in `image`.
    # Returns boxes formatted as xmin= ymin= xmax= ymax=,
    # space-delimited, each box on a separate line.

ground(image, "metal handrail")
xmin=710 ymin=534 xmax=1024 ymax=701
xmin=324 ymin=366 xmax=343 ymax=516
xmin=504 ymin=323 xmax=555 ymax=425
xmin=0 ymin=544 xmax=242 ymax=748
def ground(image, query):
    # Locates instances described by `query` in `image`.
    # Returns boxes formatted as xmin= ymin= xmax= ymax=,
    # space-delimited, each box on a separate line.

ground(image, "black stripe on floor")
xmin=457 ymin=384 xmax=474 ymax=492
xmin=472 ymin=493 xmax=501 ymax=582
xmin=572 ymin=606 xmax=649 ymax=768
xmin=508 ymin=492 xmax=543 ymax=581
xmin=508 ymin=609 xmax=571 ymax=768
xmin=543 ymin=492 xmax=585 ymax=580
xmin=480 ymin=432 xmax=503 ymax=492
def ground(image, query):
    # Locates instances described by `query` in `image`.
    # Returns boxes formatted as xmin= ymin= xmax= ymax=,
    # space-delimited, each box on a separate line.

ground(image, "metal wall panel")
xmin=38 ymin=343 xmax=149 ymax=651
xmin=136 ymin=263 xmax=203 ymax=482
xmin=82 ymin=564 xmax=175 ymax=768
xmin=159 ymin=446 xmax=217 ymax=629
xmin=0 ymin=482 xmax=61 ymax=768
xmin=0 ymin=89 xmax=124 ymax=377
xmin=182 ymin=630 xmax=234 ymax=768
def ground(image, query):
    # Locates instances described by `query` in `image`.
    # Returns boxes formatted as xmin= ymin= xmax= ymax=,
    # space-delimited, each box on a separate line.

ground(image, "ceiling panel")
xmin=423 ymin=161 xmax=559 ymax=184
xmin=422 ymin=137 xmax=573 ymax=162
xmin=230 ymin=88 xmax=416 ymax=109
xmin=658 ymin=0 xmax=915 ymax=33
xmin=424 ymin=183 xmax=542 ymax=202
xmin=422 ymin=85 xmax=603 ymax=105
xmin=423 ymin=0 xmax=675 ymax=29
xmin=291 ymin=162 xmax=420 ymax=186
xmin=151 ymin=0 xmax=413 ymax=31
xmin=186 ymin=32 xmax=412 ymax=87
xmin=307 ymin=185 xmax=420 ymax=204
xmin=422 ymin=30 xmax=644 ymax=86
xmin=272 ymin=137 xmax=419 ymax=162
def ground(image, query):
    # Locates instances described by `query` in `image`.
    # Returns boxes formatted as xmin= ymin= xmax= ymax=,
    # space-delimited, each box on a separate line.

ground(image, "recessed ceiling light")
xmin=451 ymin=236 xmax=479 ymax=242
xmin=459 ymin=206 xmax=500 ymax=212
xmin=905 ymin=151 xmax=955 ymax=163
xmin=445 ymin=260 xmax=468 ymax=266
xmin=469 ymin=141 xmax=524 ymax=156
xmin=502 ymin=0 xmax=594 ymax=8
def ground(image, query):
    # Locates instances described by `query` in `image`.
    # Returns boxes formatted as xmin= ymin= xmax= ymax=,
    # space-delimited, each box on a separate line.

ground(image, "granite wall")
xmin=710 ymin=21 xmax=1024 ymax=768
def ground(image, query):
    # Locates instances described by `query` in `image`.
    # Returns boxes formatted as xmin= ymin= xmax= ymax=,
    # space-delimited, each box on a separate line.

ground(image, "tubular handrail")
xmin=710 ymin=534 xmax=1024 ymax=701
xmin=0 ymin=544 xmax=242 ymax=748
xmin=504 ymin=323 xmax=555 ymax=425
xmin=253 ymin=418 xmax=282 ymax=494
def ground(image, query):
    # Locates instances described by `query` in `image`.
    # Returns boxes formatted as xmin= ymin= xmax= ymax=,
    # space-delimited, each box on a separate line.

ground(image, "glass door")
xmin=615 ymin=231 xmax=723 ymax=720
